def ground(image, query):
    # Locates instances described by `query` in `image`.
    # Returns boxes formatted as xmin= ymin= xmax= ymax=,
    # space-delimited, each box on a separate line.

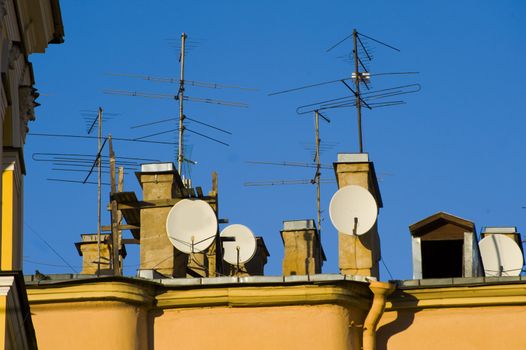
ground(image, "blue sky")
xmin=24 ymin=1 xmax=526 ymax=279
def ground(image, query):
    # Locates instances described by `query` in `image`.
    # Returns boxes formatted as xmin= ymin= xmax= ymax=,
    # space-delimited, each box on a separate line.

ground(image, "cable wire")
xmin=25 ymin=223 xmax=78 ymax=274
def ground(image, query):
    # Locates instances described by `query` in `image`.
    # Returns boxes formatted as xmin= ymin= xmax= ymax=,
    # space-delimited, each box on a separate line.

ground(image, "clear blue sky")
xmin=24 ymin=1 xmax=526 ymax=279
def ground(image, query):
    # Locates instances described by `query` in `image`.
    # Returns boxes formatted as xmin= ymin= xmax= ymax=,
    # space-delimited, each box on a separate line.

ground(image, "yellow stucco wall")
xmin=27 ymin=278 xmax=526 ymax=350
xmin=31 ymin=301 xmax=149 ymax=350
xmin=0 ymin=296 xmax=6 ymax=349
xmin=378 ymin=305 xmax=526 ymax=350
xmin=26 ymin=279 xmax=372 ymax=350
xmin=1 ymin=170 xmax=14 ymax=270
xmin=154 ymin=304 xmax=356 ymax=350
xmin=377 ymin=282 xmax=526 ymax=350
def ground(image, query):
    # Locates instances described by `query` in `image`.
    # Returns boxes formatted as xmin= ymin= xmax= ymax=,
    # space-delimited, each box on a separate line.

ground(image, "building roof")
xmin=409 ymin=211 xmax=475 ymax=237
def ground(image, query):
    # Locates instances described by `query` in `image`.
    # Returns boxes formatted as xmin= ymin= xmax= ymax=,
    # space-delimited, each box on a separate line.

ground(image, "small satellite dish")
xmin=166 ymin=199 xmax=217 ymax=254
xmin=329 ymin=185 xmax=378 ymax=236
xmin=479 ymin=234 xmax=524 ymax=277
xmin=220 ymin=224 xmax=257 ymax=265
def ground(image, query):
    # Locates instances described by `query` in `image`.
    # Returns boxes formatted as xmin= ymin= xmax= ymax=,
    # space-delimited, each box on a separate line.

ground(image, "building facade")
xmin=0 ymin=1 xmax=64 ymax=349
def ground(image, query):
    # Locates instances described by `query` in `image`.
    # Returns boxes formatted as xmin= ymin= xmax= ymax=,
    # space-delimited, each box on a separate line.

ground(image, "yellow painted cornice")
xmin=27 ymin=281 xmax=156 ymax=306
xmin=156 ymin=283 xmax=372 ymax=310
xmin=387 ymin=283 xmax=526 ymax=310
xmin=26 ymin=278 xmax=374 ymax=310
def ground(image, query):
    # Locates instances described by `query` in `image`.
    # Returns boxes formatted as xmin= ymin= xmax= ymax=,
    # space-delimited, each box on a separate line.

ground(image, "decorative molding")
xmin=2 ymin=150 xmax=22 ymax=186
xmin=27 ymin=278 xmax=374 ymax=312
xmin=27 ymin=281 xmax=156 ymax=306
xmin=18 ymin=85 xmax=36 ymax=131
xmin=0 ymin=84 xmax=7 ymax=122
xmin=156 ymin=283 xmax=372 ymax=310
xmin=0 ymin=276 xmax=15 ymax=296
xmin=7 ymin=41 xmax=19 ymax=69
xmin=0 ymin=0 xmax=7 ymax=20
xmin=387 ymin=282 xmax=526 ymax=310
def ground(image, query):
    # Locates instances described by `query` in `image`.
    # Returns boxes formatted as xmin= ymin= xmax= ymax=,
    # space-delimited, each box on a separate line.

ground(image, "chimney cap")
xmin=140 ymin=162 xmax=176 ymax=173
xmin=74 ymin=233 xmax=127 ymax=258
xmin=482 ymin=226 xmax=517 ymax=234
xmin=282 ymin=219 xmax=316 ymax=231
xmin=337 ymin=153 xmax=369 ymax=163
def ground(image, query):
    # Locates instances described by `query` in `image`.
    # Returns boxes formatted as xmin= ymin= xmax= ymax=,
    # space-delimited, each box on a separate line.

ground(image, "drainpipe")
xmin=363 ymin=281 xmax=395 ymax=350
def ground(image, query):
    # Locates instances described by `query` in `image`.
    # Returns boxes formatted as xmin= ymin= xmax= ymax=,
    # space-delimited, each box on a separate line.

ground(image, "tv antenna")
xmin=129 ymin=114 xmax=232 ymax=181
xmin=245 ymin=110 xmax=334 ymax=238
xmin=270 ymin=29 xmax=420 ymax=153
xmin=105 ymin=32 xmax=254 ymax=181
xmin=30 ymin=107 xmax=166 ymax=276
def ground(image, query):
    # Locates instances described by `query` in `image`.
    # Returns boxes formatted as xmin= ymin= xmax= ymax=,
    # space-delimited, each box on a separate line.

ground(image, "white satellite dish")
xmin=220 ymin=224 xmax=257 ymax=265
xmin=479 ymin=234 xmax=524 ymax=277
xmin=329 ymin=185 xmax=378 ymax=236
xmin=166 ymin=199 xmax=217 ymax=254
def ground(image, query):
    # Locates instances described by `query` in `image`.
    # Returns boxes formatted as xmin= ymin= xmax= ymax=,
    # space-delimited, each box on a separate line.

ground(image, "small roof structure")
xmin=410 ymin=212 xmax=475 ymax=240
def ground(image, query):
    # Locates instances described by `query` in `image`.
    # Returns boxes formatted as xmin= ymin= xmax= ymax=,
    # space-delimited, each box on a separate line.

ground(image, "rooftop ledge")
xmin=24 ymin=274 xmax=376 ymax=310
xmin=24 ymin=273 xmax=526 ymax=288
xmin=396 ymin=276 xmax=526 ymax=289
xmin=24 ymin=273 xmax=373 ymax=286
xmin=23 ymin=274 xmax=526 ymax=310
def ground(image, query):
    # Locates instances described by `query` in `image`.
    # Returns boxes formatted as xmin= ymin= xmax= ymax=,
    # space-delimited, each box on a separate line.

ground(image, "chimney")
xmin=245 ymin=237 xmax=270 ymax=275
xmin=481 ymin=227 xmax=523 ymax=249
xmin=136 ymin=162 xmax=188 ymax=277
xmin=333 ymin=153 xmax=382 ymax=278
xmin=281 ymin=220 xmax=324 ymax=276
xmin=224 ymin=236 xmax=270 ymax=276
xmin=75 ymin=234 xmax=125 ymax=274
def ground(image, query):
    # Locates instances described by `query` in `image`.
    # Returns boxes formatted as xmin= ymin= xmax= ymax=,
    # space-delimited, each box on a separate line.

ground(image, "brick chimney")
xmin=75 ymin=233 xmax=125 ymax=275
xmin=333 ymin=153 xmax=382 ymax=278
xmin=281 ymin=220 xmax=324 ymax=276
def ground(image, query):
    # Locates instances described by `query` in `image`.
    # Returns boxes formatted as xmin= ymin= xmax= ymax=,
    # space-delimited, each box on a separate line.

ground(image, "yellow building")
xmin=21 ymin=155 xmax=526 ymax=350
xmin=3 ymin=3 xmax=526 ymax=350
xmin=0 ymin=1 xmax=64 ymax=349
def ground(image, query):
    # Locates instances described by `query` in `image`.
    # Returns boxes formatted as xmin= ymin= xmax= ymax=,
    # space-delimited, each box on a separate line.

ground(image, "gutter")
xmin=363 ymin=281 xmax=395 ymax=350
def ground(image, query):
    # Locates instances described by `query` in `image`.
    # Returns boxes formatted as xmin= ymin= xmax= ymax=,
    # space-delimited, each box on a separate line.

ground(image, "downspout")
xmin=362 ymin=281 xmax=395 ymax=350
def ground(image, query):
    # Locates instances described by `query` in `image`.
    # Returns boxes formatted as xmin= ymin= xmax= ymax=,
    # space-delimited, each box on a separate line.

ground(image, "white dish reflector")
xmin=166 ymin=199 xmax=217 ymax=254
xmin=220 ymin=224 xmax=257 ymax=265
xmin=329 ymin=185 xmax=378 ymax=236
xmin=479 ymin=234 xmax=523 ymax=277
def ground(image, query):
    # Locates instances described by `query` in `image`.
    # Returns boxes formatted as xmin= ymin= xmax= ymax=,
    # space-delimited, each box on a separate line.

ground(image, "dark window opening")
xmin=421 ymin=240 xmax=463 ymax=278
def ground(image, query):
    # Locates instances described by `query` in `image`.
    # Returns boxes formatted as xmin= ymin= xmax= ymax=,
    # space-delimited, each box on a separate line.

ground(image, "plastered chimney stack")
xmin=75 ymin=234 xmax=115 ymax=275
xmin=281 ymin=220 xmax=324 ymax=276
xmin=137 ymin=163 xmax=188 ymax=277
xmin=333 ymin=153 xmax=382 ymax=278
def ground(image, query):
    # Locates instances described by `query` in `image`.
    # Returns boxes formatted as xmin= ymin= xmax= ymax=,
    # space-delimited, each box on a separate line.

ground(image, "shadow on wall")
xmin=148 ymin=308 xmax=164 ymax=350
xmin=376 ymin=291 xmax=421 ymax=350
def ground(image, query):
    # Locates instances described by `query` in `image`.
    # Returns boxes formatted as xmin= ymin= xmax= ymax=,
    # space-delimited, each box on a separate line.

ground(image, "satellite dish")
xmin=329 ymin=185 xmax=378 ymax=236
xmin=220 ymin=224 xmax=257 ymax=265
xmin=479 ymin=234 xmax=524 ymax=277
xmin=166 ymin=199 xmax=217 ymax=254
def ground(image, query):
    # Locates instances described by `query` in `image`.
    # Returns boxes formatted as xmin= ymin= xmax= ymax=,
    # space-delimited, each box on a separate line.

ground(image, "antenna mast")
xmin=97 ymin=107 xmax=103 ymax=276
xmin=178 ymin=32 xmax=187 ymax=175
xmin=314 ymin=110 xmax=322 ymax=235
xmin=352 ymin=29 xmax=363 ymax=153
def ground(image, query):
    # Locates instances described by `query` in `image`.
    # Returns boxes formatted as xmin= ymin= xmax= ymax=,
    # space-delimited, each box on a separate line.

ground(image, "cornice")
xmin=156 ymin=283 xmax=372 ymax=310
xmin=387 ymin=283 xmax=526 ymax=310
xmin=27 ymin=281 xmax=156 ymax=306
xmin=26 ymin=278 xmax=373 ymax=311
